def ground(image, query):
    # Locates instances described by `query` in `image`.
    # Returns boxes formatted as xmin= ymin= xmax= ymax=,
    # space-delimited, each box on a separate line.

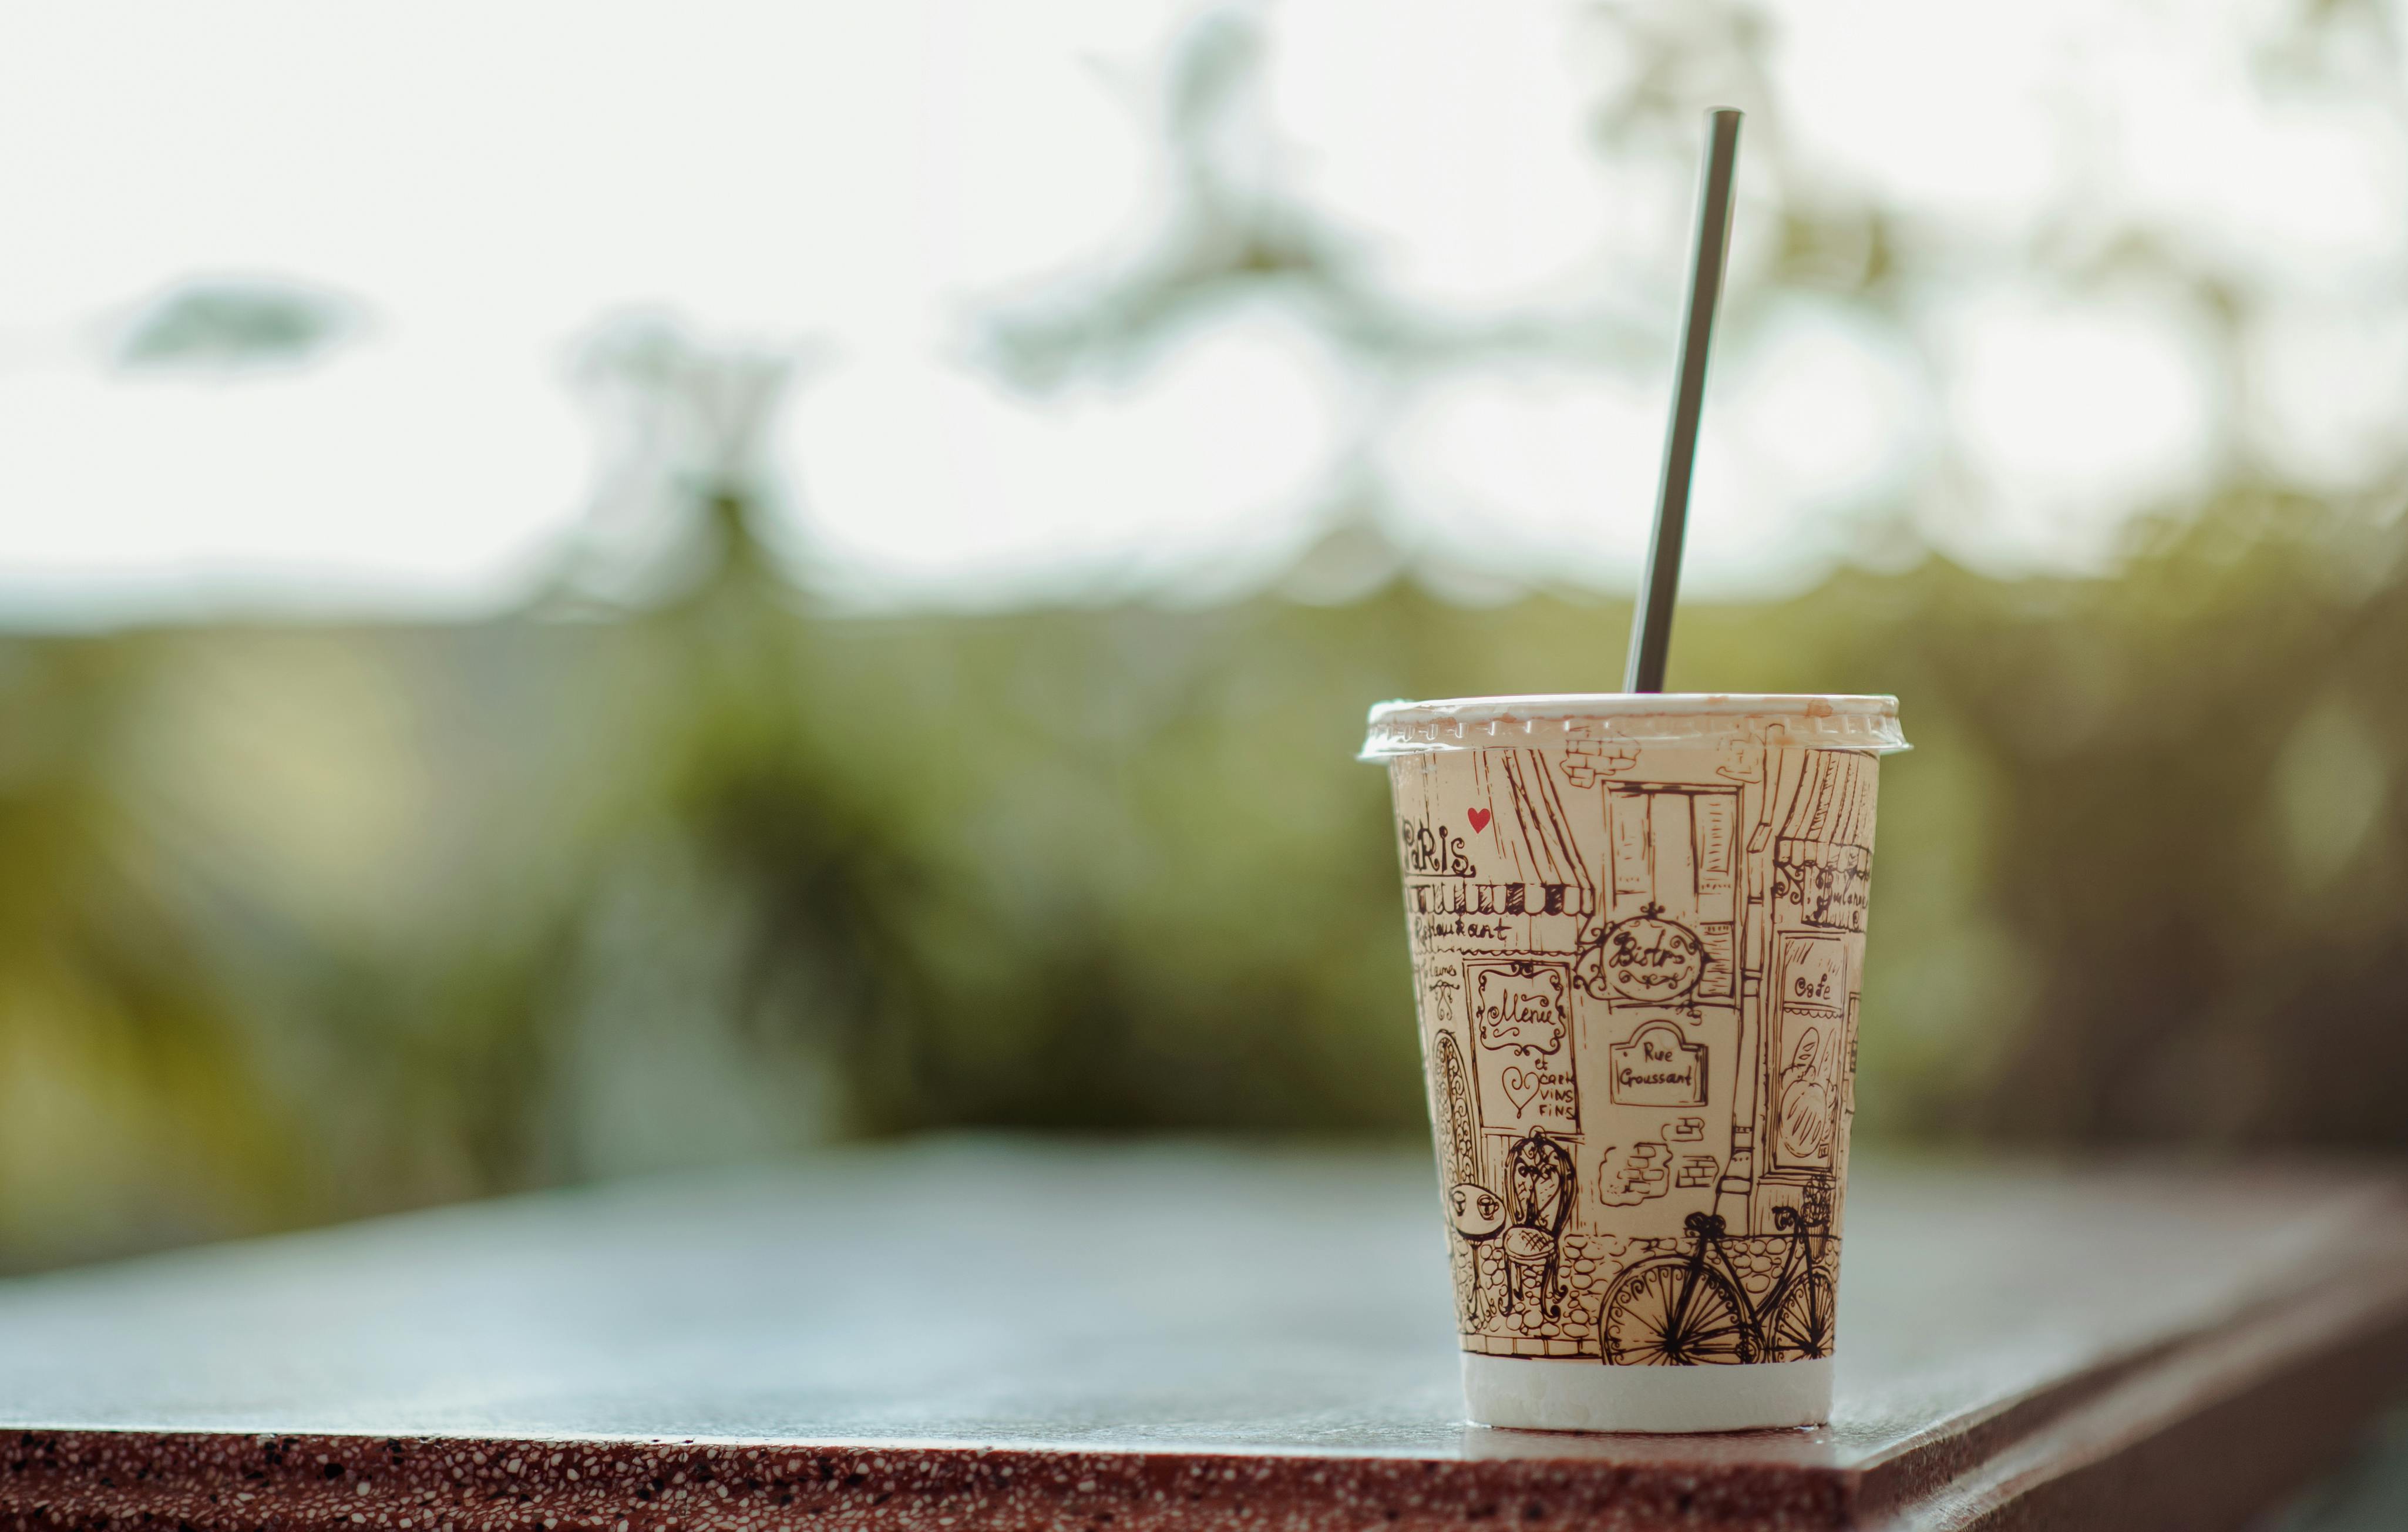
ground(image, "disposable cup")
xmin=1360 ymin=694 xmax=1908 ymax=1433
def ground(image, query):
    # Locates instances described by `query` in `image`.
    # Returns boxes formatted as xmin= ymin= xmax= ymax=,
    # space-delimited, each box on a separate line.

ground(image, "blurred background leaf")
xmin=113 ymin=280 xmax=360 ymax=372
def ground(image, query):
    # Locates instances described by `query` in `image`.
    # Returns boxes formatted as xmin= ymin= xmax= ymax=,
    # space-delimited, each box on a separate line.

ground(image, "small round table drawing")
xmin=1447 ymin=1182 xmax=1507 ymax=1325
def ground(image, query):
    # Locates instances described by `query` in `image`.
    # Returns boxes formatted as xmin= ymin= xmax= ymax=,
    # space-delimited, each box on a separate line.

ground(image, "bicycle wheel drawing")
xmin=1599 ymin=1259 xmax=1760 ymax=1365
xmin=1766 ymin=1265 xmax=1837 ymax=1362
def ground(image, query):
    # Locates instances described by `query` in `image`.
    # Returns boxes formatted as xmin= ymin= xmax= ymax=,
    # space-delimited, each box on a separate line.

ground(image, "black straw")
xmin=1624 ymin=107 xmax=1743 ymax=694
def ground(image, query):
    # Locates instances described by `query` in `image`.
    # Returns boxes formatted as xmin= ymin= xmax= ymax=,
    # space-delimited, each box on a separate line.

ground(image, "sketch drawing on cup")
xmin=1364 ymin=694 xmax=1907 ymax=1432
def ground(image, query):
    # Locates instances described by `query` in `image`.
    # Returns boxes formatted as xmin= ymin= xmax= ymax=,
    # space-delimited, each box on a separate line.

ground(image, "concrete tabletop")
xmin=0 ymin=1138 xmax=2402 ymax=1531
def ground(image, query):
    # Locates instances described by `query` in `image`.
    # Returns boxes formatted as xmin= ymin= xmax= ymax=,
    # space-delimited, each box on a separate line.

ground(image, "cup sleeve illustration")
xmin=1387 ymin=727 xmax=1880 ymax=1368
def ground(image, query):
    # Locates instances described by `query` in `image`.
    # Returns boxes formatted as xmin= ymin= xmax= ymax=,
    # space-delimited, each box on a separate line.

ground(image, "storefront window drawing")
xmin=1772 ymin=933 xmax=1848 ymax=1172
xmin=1777 ymin=1031 xmax=1836 ymax=1163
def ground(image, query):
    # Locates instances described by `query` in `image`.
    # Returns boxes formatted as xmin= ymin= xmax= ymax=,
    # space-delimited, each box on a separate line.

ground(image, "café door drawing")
xmin=1590 ymin=784 xmax=1741 ymax=1021
xmin=1577 ymin=778 xmax=1746 ymax=1220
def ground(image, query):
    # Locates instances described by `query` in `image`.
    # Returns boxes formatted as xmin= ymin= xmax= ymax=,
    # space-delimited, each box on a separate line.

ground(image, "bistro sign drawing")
xmin=1580 ymin=902 xmax=1707 ymax=1004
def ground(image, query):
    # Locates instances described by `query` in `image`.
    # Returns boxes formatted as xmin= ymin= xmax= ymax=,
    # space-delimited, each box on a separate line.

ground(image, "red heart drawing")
xmin=1467 ymin=808 xmax=1492 ymax=833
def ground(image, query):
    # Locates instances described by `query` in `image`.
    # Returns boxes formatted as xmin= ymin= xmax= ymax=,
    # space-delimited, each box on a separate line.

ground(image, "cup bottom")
xmin=1462 ymin=1354 xmax=1832 ymax=1433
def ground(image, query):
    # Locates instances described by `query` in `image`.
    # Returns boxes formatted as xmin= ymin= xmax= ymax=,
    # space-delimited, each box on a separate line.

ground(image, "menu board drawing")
xmin=1468 ymin=959 xmax=1579 ymax=1136
xmin=1391 ymin=736 xmax=1878 ymax=1367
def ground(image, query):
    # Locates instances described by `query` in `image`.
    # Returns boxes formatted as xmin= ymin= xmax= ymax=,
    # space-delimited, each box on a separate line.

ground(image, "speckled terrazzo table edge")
xmin=0 ymin=1432 xmax=1858 ymax=1532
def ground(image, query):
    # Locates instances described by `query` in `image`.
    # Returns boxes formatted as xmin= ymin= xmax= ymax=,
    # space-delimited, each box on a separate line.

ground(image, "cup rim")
xmin=1359 ymin=693 xmax=1907 ymax=759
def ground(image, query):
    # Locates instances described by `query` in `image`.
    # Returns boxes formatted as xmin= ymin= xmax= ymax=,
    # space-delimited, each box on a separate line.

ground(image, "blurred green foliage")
xmin=3 ymin=482 xmax=2405 ymax=1269
xmin=6 ymin=0 xmax=2403 ymax=1270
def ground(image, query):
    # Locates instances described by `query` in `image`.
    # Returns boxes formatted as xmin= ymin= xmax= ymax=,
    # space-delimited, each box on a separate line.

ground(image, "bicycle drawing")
xmin=1596 ymin=1177 xmax=1837 ymax=1366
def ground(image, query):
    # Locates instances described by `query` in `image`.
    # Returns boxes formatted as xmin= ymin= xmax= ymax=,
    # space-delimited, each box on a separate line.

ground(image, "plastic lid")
xmin=1358 ymin=693 xmax=1907 ymax=760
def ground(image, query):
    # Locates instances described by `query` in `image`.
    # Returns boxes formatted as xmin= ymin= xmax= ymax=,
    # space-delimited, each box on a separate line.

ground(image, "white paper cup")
xmin=1362 ymin=695 xmax=1908 ymax=1433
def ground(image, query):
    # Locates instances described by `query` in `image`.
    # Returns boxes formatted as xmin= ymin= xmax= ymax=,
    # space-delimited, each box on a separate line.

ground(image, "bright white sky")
xmin=0 ymin=0 xmax=2402 ymax=620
